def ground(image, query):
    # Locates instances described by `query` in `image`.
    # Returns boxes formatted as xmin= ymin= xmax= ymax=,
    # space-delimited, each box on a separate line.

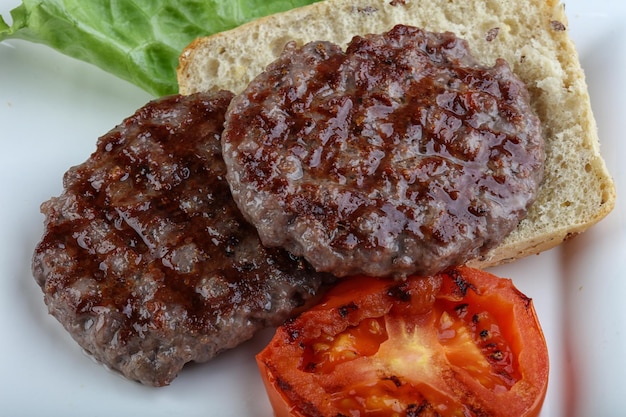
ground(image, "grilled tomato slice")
xmin=256 ymin=266 xmax=548 ymax=417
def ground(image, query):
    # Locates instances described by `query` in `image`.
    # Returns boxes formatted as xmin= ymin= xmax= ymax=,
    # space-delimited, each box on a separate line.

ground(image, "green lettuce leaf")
xmin=0 ymin=0 xmax=320 ymax=96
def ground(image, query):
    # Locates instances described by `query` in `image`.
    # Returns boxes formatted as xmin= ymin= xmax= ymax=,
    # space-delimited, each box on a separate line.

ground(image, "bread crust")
xmin=177 ymin=0 xmax=616 ymax=269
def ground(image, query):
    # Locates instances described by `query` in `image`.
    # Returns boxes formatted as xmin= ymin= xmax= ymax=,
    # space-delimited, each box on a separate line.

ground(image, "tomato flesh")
xmin=256 ymin=266 xmax=549 ymax=417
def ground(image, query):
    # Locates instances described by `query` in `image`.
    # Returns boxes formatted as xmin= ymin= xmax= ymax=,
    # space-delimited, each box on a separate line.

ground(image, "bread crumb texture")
xmin=177 ymin=0 xmax=616 ymax=268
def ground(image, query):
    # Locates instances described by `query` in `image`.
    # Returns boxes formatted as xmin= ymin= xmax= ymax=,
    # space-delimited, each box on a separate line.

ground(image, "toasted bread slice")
xmin=177 ymin=0 xmax=616 ymax=268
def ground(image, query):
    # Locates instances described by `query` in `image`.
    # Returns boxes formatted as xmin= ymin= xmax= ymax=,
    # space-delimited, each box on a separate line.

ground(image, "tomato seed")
xmin=491 ymin=350 xmax=504 ymax=361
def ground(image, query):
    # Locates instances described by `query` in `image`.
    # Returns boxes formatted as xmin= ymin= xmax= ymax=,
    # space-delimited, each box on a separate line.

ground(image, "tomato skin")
xmin=256 ymin=266 xmax=549 ymax=417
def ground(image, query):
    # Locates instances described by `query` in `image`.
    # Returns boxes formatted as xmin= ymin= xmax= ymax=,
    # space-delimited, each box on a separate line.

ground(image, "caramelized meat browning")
xmin=32 ymin=92 xmax=331 ymax=386
xmin=222 ymin=25 xmax=545 ymax=278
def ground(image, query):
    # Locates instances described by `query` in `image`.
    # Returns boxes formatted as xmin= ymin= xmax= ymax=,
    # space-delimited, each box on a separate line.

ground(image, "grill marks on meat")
xmin=32 ymin=92 xmax=331 ymax=386
xmin=33 ymin=25 xmax=545 ymax=386
xmin=222 ymin=25 xmax=545 ymax=278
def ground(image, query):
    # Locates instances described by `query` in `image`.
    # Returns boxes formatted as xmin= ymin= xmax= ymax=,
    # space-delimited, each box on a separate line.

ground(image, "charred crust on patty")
xmin=32 ymin=92 xmax=332 ymax=386
xmin=222 ymin=25 xmax=545 ymax=278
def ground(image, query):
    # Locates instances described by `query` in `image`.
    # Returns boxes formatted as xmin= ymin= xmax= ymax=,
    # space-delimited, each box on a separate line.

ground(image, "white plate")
xmin=0 ymin=1 xmax=624 ymax=416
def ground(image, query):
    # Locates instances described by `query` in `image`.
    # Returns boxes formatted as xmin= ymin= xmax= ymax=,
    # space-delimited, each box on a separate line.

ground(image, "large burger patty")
xmin=222 ymin=25 xmax=545 ymax=278
xmin=32 ymin=91 xmax=331 ymax=386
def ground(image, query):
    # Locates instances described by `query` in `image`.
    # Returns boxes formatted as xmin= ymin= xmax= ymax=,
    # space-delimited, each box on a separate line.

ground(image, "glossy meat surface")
xmin=32 ymin=91 xmax=331 ymax=386
xmin=222 ymin=25 xmax=545 ymax=277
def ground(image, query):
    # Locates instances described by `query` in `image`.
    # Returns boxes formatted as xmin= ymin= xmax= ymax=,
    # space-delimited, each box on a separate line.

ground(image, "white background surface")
xmin=0 ymin=0 xmax=624 ymax=416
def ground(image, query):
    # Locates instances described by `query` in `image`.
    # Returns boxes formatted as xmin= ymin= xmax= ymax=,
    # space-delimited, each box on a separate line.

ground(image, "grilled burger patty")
xmin=32 ymin=91 xmax=331 ymax=386
xmin=222 ymin=25 xmax=545 ymax=278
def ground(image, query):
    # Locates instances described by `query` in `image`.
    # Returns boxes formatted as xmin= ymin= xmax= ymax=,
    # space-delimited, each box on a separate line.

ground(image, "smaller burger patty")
xmin=32 ymin=92 xmax=331 ymax=386
xmin=222 ymin=25 xmax=545 ymax=278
